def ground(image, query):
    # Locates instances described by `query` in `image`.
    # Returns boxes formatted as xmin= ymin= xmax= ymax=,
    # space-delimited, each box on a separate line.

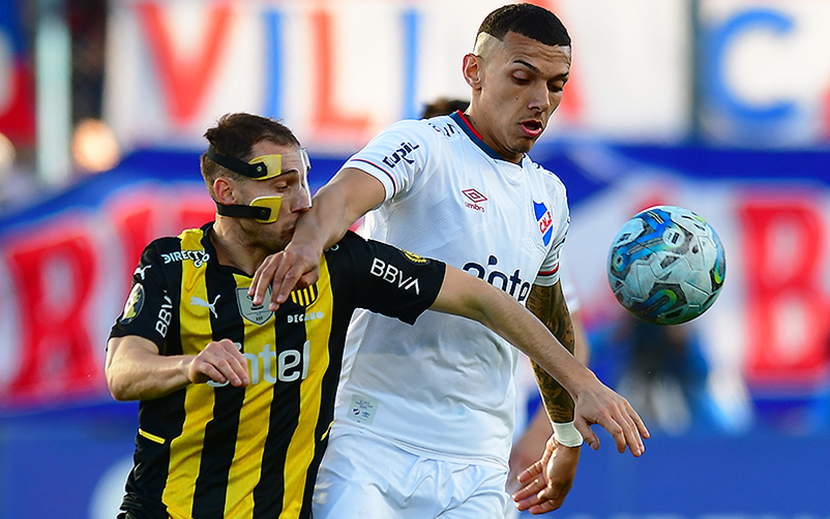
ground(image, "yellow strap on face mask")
xmin=249 ymin=196 xmax=283 ymax=223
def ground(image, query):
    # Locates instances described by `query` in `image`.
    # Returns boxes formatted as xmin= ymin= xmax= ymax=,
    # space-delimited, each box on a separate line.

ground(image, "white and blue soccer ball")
xmin=607 ymin=205 xmax=726 ymax=325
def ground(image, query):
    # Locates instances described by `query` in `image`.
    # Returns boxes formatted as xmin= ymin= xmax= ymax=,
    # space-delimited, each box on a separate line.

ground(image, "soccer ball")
xmin=607 ymin=205 xmax=725 ymax=325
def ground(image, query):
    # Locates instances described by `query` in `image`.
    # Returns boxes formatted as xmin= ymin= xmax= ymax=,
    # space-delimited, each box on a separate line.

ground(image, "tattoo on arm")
xmin=525 ymin=282 xmax=576 ymax=423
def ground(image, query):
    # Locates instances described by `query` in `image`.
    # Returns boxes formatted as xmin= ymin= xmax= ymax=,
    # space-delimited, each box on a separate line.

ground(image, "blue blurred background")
xmin=0 ymin=1 xmax=829 ymax=517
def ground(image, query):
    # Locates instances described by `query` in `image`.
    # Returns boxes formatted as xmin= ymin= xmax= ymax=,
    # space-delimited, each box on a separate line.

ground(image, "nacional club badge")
xmin=236 ymin=287 xmax=274 ymax=325
xmin=533 ymin=200 xmax=553 ymax=247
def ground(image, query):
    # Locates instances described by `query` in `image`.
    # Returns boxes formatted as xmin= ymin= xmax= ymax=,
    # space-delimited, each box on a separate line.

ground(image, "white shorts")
xmin=312 ymin=426 xmax=510 ymax=519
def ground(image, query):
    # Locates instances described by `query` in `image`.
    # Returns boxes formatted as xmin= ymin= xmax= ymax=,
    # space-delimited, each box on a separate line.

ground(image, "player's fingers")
xmin=516 ymin=460 xmax=543 ymax=484
xmin=207 ymin=340 xmax=249 ymax=386
xmin=573 ymin=417 xmax=599 ymax=450
xmin=513 ymin=477 xmax=547 ymax=508
xmin=212 ymin=355 xmax=249 ymax=387
xmin=270 ymin=258 xmax=304 ymax=310
xmin=189 ymin=360 xmax=225 ymax=385
xmin=512 ymin=480 xmax=544 ymax=503
xmin=598 ymin=413 xmax=628 ymax=454
xmin=223 ymin=347 xmax=250 ymax=386
xmin=518 ymin=485 xmax=564 ymax=514
xmin=620 ymin=409 xmax=646 ymax=456
xmin=297 ymin=269 xmax=319 ymax=290
xmin=529 ymin=497 xmax=563 ymax=515
xmin=630 ymin=403 xmax=650 ymax=439
xmin=515 ymin=494 xmax=540 ymax=512
xmin=512 ymin=468 xmax=546 ymax=502
xmin=610 ymin=399 xmax=646 ymax=456
xmin=249 ymin=255 xmax=279 ymax=305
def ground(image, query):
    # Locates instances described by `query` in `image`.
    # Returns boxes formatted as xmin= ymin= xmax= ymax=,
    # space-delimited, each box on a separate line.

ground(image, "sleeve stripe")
xmin=538 ymin=265 xmax=559 ymax=276
xmin=349 ymin=158 xmax=397 ymax=197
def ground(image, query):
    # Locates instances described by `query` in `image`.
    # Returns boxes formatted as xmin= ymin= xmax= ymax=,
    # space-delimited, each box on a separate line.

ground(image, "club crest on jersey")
xmin=120 ymin=283 xmax=145 ymax=325
xmin=290 ymin=283 xmax=319 ymax=308
xmin=236 ymin=287 xmax=274 ymax=325
xmin=534 ymin=200 xmax=553 ymax=247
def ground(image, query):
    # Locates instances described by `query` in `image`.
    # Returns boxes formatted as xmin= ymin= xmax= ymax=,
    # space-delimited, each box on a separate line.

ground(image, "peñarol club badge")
xmin=236 ymin=287 xmax=274 ymax=325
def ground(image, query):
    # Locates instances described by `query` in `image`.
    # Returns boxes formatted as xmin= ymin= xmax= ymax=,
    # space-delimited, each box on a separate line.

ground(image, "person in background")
xmin=421 ymin=98 xmax=470 ymax=119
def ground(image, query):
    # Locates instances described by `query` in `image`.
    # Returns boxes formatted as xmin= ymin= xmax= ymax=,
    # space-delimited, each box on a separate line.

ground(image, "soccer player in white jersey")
xmin=250 ymin=4 xmax=649 ymax=517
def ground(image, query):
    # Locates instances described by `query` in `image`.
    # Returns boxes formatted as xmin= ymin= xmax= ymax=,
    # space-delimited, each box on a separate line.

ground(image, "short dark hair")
xmin=201 ymin=113 xmax=300 ymax=190
xmin=477 ymin=3 xmax=570 ymax=48
xmin=421 ymin=98 xmax=470 ymax=119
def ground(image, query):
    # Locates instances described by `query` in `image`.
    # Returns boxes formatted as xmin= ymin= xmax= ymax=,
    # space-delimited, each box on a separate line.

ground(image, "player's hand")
xmin=249 ymin=242 xmax=321 ymax=311
xmin=512 ymin=435 xmax=579 ymax=514
xmin=185 ymin=339 xmax=249 ymax=387
xmin=572 ymin=376 xmax=649 ymax=456
xmin=507 ymin=408 xmax=553 ymax=494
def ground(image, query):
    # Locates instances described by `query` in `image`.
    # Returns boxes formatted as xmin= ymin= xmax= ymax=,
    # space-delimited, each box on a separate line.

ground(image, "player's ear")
xmin=462 ymin=53 xmax=483 ymax=89
xmin=213 ymin=177 xmax=238 ymax=205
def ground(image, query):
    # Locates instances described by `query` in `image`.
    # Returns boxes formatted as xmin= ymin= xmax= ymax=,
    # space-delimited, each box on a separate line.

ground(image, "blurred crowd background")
xmin=1 ymin=0 xmax=829 ymax=517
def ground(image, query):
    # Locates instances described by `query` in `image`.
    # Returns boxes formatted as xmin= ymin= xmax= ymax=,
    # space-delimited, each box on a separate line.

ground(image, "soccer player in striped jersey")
xmin=249 ymin=4 xmax=650 ymax=518
xmin=106 ymin=113 xmax=644 ymax=519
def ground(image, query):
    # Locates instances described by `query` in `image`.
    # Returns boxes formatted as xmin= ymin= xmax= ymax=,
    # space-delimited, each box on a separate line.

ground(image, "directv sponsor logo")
xmin=162 ymin=249 xmax=210 ymax=268
xmin=287 ymin=311 xmax=324 ymax=324
xmin=382 ymin=141 xmax=420 ymax=168
xmin=463 ymin=254 xmax=531 ymax=303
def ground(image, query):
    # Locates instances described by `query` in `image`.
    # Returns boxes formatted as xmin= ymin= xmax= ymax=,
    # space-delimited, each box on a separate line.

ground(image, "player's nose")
xmin=528 ymin=83 xmax=551 ymax=112
xmin=292 ymin=188 xmax=312 ymax=212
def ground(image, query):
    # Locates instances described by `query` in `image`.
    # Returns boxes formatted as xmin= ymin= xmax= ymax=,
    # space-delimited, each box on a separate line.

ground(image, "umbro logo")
xmin=462 ymin=188 xmax=487 ymax=213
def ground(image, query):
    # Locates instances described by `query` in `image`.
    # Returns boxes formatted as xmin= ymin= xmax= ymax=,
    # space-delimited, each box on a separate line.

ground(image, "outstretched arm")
xmin=429 ymin=267 xmax=648 ymax=450
xmin=250 ymin=167 xmax=385 ymax=311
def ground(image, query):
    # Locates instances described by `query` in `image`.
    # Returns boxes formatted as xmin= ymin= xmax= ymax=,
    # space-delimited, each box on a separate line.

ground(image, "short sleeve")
xmin=342 ymin=119 xmax=439 ymax=202
xmin=109 ymin=243 xmax=174 ymax=351
xmin=326 ymin=232 xmax=446 ymax=324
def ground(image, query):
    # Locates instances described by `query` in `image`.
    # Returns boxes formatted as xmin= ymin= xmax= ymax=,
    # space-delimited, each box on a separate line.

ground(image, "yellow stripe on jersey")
xmin=224 ymin=273 xmax=277 ymax=518
xmin=163 ymin=228 xmax=215 ymax=517
xmin=165 ymin=385 xmax=216 ymax=518
xmin=138 ymin=428 xmax=165 ymax=445
xmin=281 ymin=255 xmax=333 ymax=518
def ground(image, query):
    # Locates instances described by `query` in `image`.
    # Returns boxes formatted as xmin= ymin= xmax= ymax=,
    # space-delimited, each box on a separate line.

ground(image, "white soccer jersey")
xmin=333 ymin=111 xmax=569 ymax=465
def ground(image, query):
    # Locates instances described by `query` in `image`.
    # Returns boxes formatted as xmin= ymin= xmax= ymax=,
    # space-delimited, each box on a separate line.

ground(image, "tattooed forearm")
xmin=526 ymin=282 xmax=576 ymax=423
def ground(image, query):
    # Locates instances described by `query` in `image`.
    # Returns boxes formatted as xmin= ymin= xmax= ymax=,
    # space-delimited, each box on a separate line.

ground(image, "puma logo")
xmin=134 ymin=264 xmax=152 ymax=280
xmin=190 ymin=294 xmax=221 ymax=318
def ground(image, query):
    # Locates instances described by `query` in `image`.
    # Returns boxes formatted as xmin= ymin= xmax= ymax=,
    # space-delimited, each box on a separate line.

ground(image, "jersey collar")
xmin=201 ymin=221 xmax=251 ymax=277
xmin=449 ymin=110 xmax=524 ymax=164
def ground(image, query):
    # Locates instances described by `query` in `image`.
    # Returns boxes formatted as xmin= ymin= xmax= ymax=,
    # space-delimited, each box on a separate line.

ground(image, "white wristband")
xmin=553 ymin=421 xmax=583 ymax=448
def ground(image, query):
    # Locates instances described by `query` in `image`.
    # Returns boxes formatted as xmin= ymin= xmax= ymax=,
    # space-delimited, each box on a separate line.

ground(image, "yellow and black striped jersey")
xmin=109 ymin=223 xmax=445 ymax=519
